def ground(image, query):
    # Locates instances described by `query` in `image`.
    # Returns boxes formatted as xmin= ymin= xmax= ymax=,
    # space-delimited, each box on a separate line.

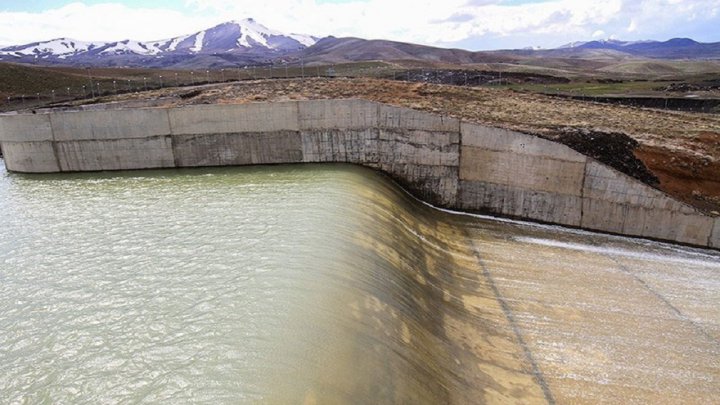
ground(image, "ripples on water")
xmin=0 ymin=160 xmax=718 ymax=404
xmin=0 ymin=161 xmax=486 ymax=404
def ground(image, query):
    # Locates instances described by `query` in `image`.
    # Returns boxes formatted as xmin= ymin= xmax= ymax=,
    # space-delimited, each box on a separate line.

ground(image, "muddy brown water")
xmin=0 ymin=161 xmax=718 ymax=404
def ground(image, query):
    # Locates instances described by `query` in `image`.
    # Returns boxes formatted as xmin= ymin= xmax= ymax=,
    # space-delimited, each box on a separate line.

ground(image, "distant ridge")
xmin=295 ymin=36 xmax=515 ymax=64
xmin=0 ymin=18 xmax=718 ymax=68
xmin=551 ymin=38 xmax=720 ymax=59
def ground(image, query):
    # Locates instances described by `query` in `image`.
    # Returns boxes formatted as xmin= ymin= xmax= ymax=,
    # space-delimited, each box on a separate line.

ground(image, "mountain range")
xmin=0 ymin=19 xmax=317 ymax=67
xmin=555 ymin=38 xmax=720 ymax=59
xmin=0 ymin=18 xmax=718 ymax=68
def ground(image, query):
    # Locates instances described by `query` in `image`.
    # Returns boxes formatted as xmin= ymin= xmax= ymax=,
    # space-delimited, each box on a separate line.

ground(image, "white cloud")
xmin=179 ymin=0 xmax=720 ymax=48
xmin=0 ymin=2 xmax=216 ymax=45
xmin=0 ymin=0 xmax=718 ymax=49
xmin=627 ymin=19 xmax=638 ymax=33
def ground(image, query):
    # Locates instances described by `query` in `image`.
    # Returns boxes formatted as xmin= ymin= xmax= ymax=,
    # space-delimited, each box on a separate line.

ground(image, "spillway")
xmin=0 ymin=160 xmax=718 ymax=403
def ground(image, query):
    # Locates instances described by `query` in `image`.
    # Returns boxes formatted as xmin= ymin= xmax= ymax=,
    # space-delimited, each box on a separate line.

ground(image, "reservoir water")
xmin=0 ymin=159 xmax=718 ymax=404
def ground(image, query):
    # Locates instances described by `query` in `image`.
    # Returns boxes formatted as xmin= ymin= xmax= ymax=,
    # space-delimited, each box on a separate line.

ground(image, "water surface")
xmin=0 ymin=160 xmax=718 ymax=404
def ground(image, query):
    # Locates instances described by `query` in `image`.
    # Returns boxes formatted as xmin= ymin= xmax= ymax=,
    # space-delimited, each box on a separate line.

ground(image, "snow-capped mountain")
xmin=558 ymin=39 xmax=650 ymax=49
xmin=142 ymin=19 xmax=317 ymax=55
xmin=554 ymin=38 xmax=718 ymax=59
xmin=0 ymin=38 xmax=105 ymax=59
xmin=0 ymin=19 xmax=318 ymax=66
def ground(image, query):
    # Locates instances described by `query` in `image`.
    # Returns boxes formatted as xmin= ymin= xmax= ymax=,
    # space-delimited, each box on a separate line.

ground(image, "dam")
xmin=0 ymin=99 xmax=718 ymax=250
xmin=0 ymin=100 xmax=719 ymax=403
xmin=0 ymin=161 xmax=718 ymax=403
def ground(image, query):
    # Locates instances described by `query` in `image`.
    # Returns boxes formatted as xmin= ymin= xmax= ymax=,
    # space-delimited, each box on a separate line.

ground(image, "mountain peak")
xmin=553 ymin=37 xmax=716 ymax=59
xmin=221 ymin=18 xmax=257 ymax=26
xmin=665 ymin=37 xmax=699 ymax=46
xmin=0 ymin=17 xmax=318 ymax=62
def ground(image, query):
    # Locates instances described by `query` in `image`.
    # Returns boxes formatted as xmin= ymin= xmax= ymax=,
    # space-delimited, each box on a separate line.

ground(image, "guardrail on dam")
xmin=1 ymin=99 xmax=718 ymax=250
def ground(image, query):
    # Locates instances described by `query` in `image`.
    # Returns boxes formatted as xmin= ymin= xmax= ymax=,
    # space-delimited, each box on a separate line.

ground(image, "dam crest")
xmin=0 ymin=99 xmax=717 ymax=250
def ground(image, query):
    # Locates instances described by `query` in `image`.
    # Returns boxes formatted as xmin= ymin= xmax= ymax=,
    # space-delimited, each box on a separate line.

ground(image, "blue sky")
xmin=1 ymin=0 xmax=554 ymax=13
xmin=0 ymin=0 xmax=719 ymax=49
xmin=0 ymin=0 xmax=181 ymax=12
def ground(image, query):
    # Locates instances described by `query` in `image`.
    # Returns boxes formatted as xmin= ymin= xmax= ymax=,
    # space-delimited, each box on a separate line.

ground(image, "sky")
xmin=0 ymin=0 xmax=718 ymax=50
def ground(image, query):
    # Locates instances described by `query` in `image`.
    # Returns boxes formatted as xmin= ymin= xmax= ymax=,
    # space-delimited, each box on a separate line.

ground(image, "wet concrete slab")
xmin=462 ymin=219 xmax=720 ymax=404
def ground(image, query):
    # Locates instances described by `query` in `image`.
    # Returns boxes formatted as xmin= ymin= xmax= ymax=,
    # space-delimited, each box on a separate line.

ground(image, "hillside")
xmin=0 ymin=62 xmax=236 ymax=103
xmin=295 ymin=37 xmax=516 ymax=65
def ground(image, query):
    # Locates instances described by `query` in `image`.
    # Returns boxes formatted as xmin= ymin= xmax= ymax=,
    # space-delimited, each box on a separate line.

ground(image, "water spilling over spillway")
xmin=0 ymin=161 xmax=718 ymax=404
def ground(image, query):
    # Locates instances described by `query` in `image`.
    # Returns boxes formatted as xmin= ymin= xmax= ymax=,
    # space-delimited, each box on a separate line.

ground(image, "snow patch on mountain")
xmin=191 ymin=31 xmax=205 ymax=53
xmin=0 ymin=38 xmax=99 ymax=58
xmin=235 ymin=18 xmax=281 ymax=39
xmin=165 ymin=34 xmax=191 ymax=52
xmin=559 ymin=39 xmax=657 ymax=49
xmin=101 ymin=40 xmax=161 ymax=56
xmin=0 ymin=18 xmax=319 ymax=63
xmin=231 ymin=19 xmax=308 ymax=49
xmin=238 ymin=24 xmax=266 ymax=48
xmin=288 ymin=34 xmax=317 ymax=47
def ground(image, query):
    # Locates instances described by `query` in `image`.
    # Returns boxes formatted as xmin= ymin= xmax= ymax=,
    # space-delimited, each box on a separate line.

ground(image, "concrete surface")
xmin=0 ymin=114 xmax=53 ymax=142
xmin=0 ymin=141 xmax=59 ymax=173
xmin=459 ymin=147 xmax=585 ymax=196
xmin=169 ymin=102 xmax=300 ymax=134
xmin=378 ymin=129 xmax=459 ymax=166
xmin=298 ymin=99 xmax=377 ymax=130
xmin=50 ymin=109 xmax=171 ymax=141
xmin=0 ymin=99 xmax=717 ymax=250
xmin=458 ymin=123 xmax=587 ymax=227
xmin=581 ymin=161 xmax=715 ymax=246
xmin=55 ymin=137 xmax=175 ymax=172
xmin=709 ymin=218 xmax=720 ymax=249
xmin=300 ymin=128 xmax=379 ymax=163
xmin=458 ymin=181 xmax=583 ymax=226
xmin=376 ymin=162 xmax=459 ymax=207
xmin=461 ymin=123 xmax=585 ymax=163
xmin=173 ymin=131 xmax=303 ymax=167
xmin=379 ymin=105 xmax=460 ymax=132
xmin=464 ymin=219 xmax=720 ymax=404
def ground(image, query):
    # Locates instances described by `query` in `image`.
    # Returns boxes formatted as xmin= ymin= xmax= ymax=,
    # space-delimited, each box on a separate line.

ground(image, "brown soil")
xmin=635 ymin=132 xmax=720 ymax=213
xmin=62 ymin=77 xmax=720 ymax=214
xmin=553 ymin=128 xmax=659 ymax=186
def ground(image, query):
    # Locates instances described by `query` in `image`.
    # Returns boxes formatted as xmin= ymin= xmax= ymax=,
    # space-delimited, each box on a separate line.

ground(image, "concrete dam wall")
xmin=1 ymin=99 xmax=718 ymax=250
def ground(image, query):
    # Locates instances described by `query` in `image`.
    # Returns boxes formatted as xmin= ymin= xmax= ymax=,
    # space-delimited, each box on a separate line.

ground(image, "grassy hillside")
xmin=0 ymin=63 xmax=283 ymax=109
xmin=0 ymin=63 xmax=93 ymax=97
xmin=2 ymin=57 xmax=718 ymax=112
xmin=0 ymin=63 xmax=176 ymax=106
